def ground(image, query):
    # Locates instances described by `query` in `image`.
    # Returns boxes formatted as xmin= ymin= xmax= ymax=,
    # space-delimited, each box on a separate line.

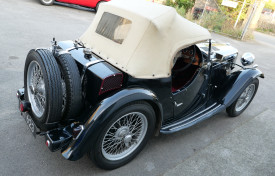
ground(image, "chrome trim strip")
xmin=58 ymin=50 xmax=70 ymax=55
xmin=80 ymin=59 xmax=106 ymax=86
xmin=74 ymin=125 xmax=84 ymax=140
xmin=66 ymin=46 xmax=84 ymax=52
xmin=85 ymin=59 xmax=104 ymax=68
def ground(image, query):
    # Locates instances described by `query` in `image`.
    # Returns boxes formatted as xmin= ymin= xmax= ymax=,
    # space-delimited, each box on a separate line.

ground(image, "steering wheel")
xmin=173 ymin=46 xmax=196 ymax=73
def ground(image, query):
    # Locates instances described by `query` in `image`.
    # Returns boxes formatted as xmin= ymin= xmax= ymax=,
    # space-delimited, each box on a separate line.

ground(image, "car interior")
xmin=171 ymin=45 xmax=202 ymax=93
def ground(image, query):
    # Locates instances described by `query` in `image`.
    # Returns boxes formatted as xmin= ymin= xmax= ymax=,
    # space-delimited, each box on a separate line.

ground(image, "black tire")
xmin=40 ymin=0 xmax=54 ymax=6
xmin=95 ymin=1 xmax=104 ymax=12
xmin=24 ymin=49 xmax=62 ymax=130
xmin=226 ymin=78 xmax=259 ymax=117
xmin=89 ymin=102 xmax=156 ymax=170
xmin=55 ymin=53 xmax=83 ymax=120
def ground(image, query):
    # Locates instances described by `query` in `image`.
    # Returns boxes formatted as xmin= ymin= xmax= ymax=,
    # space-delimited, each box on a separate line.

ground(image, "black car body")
xmin=17 ymin=0 xmax=264 ymax=170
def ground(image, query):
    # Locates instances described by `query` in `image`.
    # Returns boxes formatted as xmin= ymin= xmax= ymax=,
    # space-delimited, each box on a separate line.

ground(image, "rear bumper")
xmin=16 ymin=88 xmax=78 ymax=154
xmin=45 ymin=125 xmax=73 ymax=152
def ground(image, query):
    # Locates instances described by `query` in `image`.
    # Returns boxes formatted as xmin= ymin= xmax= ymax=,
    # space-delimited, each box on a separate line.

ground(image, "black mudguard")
xmin=220 ymin=68 xmax=264 ymax=107
xmin=62 ymin=88 xmax=163 ymax=161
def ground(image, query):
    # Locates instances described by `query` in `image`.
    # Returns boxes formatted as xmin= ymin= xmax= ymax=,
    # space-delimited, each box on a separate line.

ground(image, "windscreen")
xmin=96 ymin=12 xmax=132 ymax=44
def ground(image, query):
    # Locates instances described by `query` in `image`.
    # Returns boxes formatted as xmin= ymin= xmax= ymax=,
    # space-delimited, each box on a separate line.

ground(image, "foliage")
xmin=221 ymin=21 xmax=243 ymax=38
xmin=200 ymin=12 xmax=227 ymax=32
xmin=165 ymin=0 xmax=254 ymax=39
xmin=216 ymin=0 xmax=254 ymax=21
xmin=265 ymin=0 xmax=275 ymax=10
xmin=175 ymin=6 xmax=186 ymax=16
xmin=257 ymin=15 xmax=275 ymax=35
xmin=199 ymin=11 xmax=248 ymax=39
xmin=165 ymin=0 xmax=174 ymax=6
xmin=165 ymin=0 xmax=195 ymax=12
xmin=185 ymin=10 xmax=194 ymax=21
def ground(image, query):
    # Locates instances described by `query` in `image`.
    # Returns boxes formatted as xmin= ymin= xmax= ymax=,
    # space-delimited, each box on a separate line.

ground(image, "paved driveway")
xmin=0 ymin=1 xmax=274 ymax=176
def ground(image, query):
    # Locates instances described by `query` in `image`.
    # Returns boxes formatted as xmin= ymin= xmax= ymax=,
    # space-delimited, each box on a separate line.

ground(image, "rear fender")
xmin=222 ymin=68 xmax=263 ymax=107
xmin=62 ymin=88 xmax=163 ymax=161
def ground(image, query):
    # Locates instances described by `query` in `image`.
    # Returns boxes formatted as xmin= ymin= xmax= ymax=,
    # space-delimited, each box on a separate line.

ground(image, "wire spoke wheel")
xmin=226 ymin=78 xmax=259 ymax=117
xmin=101 ymin=112 xmax=148 ymax=161
xmin=235 ymin=84 xmax=255 ymax=112
xmin=27 ymin=61 xmax=46 ymax=118
xmin=42 ymin=0 xmax=52 ymax=3
xmin=40 ymin=0 xmax=54 ymax=5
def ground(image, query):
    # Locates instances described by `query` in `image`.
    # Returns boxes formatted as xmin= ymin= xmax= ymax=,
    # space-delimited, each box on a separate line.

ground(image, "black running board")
xmin=160 ymin=103 xmax=225 ymax=134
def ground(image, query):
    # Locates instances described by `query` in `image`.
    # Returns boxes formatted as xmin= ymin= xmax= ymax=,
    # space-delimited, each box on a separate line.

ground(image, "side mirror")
xmin=241 ymin=52 xmax=255 ymax=66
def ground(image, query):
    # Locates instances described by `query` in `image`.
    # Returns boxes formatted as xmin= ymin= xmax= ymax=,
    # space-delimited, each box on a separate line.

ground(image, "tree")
xmin=216 ymin=0 xmax=255 ymax=21
xmin=165 ymin=0 xmax=195 ymax=12
xmin=265 ymin=0 xmax=275 ymax=10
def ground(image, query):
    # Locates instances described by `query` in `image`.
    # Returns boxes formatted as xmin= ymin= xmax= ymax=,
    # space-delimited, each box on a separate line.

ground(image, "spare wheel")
xmin=24 ymin=49 xmax=63 ymax=130
xmin=56 ymin=53 xmax=83 ymax=120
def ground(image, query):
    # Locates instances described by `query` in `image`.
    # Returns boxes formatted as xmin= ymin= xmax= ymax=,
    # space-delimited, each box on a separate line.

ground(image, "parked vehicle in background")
xmin=39 ymin=0 xmax=110 ymax=12
xmin=18 ymin=0 xmax=264 ymax=170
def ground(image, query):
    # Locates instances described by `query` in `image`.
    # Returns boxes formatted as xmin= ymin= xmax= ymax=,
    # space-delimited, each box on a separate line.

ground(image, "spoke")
xmin=102 ymin=112 xmax=147 ymax=160
xmin=37 ymin=93 xmax=46 ymax=107
xmin=125 ymin=142 xmax=130 ymax=147
xmin=35 ymin=95 xmax=43 ymax=111
xmin=110 ymin=125 xmax=118 ymax=130
xmin=236 ymin=98 xmax=244 ymax=108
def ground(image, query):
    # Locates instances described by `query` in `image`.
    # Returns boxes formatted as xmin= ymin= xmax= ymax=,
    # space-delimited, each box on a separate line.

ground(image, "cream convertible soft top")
xmin=80 ymin=0 xmax=211 ymax=79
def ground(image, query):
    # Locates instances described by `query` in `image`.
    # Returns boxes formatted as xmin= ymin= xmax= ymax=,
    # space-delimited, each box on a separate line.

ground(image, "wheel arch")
xmin=222 ymin=68 xmax=263 ymax=107
xmin=62 ymin=88 xmax=163 ymax=161
xmin=144 ymin=100 xmax=162 ymax=136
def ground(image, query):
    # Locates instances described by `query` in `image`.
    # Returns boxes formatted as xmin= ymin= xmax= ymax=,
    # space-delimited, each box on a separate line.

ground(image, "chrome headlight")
xmin=241 ymin=52 xmax=255 ymax=66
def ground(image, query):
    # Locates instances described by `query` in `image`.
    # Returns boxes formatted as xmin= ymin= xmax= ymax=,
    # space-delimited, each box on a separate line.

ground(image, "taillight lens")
xmin=46 ymin=140 xmax=50 ymax=147
xmin=20 ymin=103 xmax=25 ymax=112
xmin=99 ymin=73 xmax=123 ymax=95
xmin=19 ymin=101 xmax=30 ymax=112
xmin=72 ymin=125 xmax=84 ymax=139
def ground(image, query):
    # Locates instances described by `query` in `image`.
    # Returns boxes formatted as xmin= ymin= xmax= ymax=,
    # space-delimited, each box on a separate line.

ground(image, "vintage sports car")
xmin=17 ymin=0 xmax=264 ymax=170
xmin=39 ymin=0 xmax=110 ymax=11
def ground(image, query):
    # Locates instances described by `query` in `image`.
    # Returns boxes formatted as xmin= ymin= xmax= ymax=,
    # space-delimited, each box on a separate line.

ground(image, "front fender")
xmin=62 ymin=88 xmax=163 ymax=161
xmin=222 ymin=68 xmax=264 ymax=107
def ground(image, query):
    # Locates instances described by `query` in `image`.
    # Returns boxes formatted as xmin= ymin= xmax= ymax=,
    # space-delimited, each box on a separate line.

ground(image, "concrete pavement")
xmin=164 ymin=109 xmax=275 ymax=176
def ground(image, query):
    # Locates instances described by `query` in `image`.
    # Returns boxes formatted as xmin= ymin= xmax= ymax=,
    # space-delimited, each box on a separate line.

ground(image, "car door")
xmin=172 ymin=63 xmax=209 ymax=117
xmin=57 ymin=0 xmax=72 ymax=3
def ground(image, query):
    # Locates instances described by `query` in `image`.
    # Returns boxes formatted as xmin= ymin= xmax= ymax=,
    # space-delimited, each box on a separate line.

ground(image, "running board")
xmin=160 ymin=103 xmax=225 ymax=134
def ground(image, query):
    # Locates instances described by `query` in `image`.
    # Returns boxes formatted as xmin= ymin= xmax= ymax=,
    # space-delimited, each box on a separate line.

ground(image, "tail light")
xmin=46 ymin=140 xmax=50 ymax=147
xmin=99 ymin=73 xmax=123 ymax=95
xmin=19 ymin=101 xmax=30 ymax=112
xmin=72 ymin=125 xmax=84 ymax=140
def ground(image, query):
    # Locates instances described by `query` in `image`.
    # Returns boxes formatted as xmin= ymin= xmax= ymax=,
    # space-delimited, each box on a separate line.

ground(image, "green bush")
xmin=165 ymin=1 xmax=248 ymax=39
xmin=175 ymin=6 xmax=186 ymax=17
xmin=200 ymin=12 xmax=227 ymax=32
xmin=175 ymin=0 xmax=194 ymax=11
xmin=165 ymin=0 xmax=174 ymax=6
xmin=165 ymin=0 xmax=194 ymax=12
